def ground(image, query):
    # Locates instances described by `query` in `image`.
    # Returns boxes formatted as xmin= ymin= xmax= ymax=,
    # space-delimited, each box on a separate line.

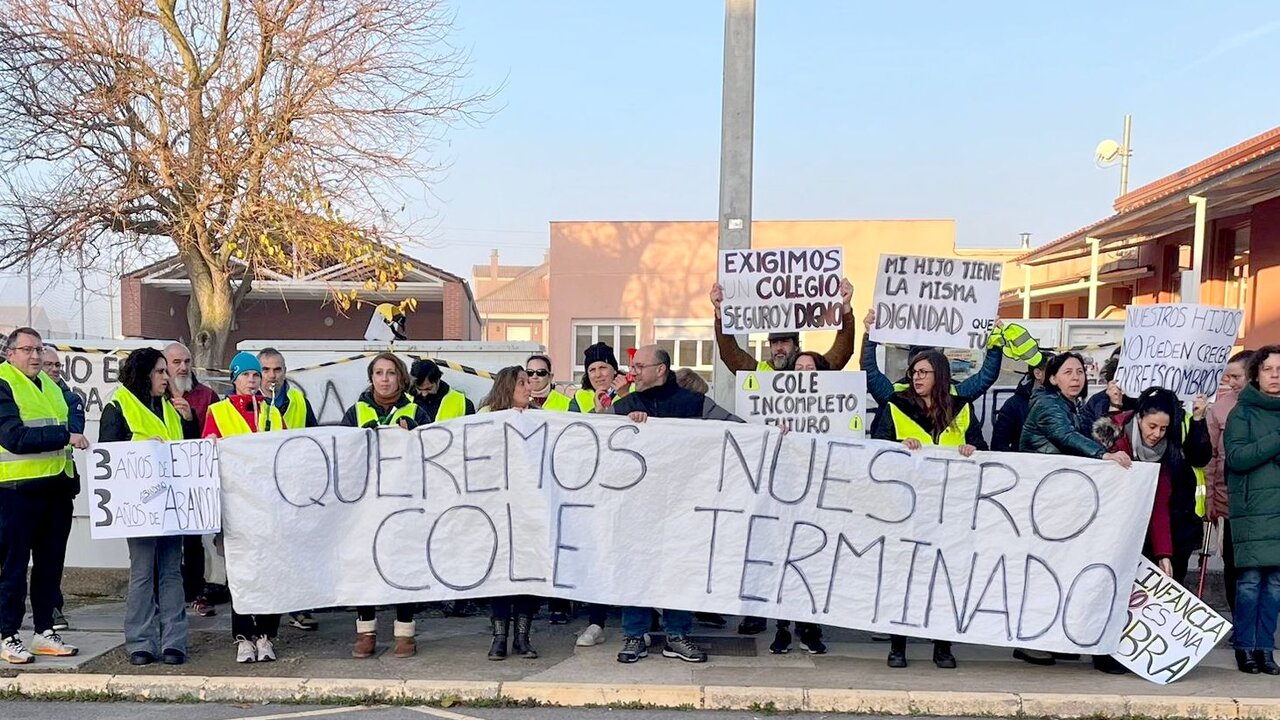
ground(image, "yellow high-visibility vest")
xmin=435 ymin=389 xmax=468 ymax=421
xmin=0 ymin=363 xmax=71 ymax=482
xmin=756 ymin=360 xmax=773 ymax=372
xmin=573 ymin=389 xmax=597 ymax=413
xmin=113 ymin=387 xmax=183 ymax=442
xmin=282 ymin=385 xmax=309 ymax=430
xmin=355 ymin=399 xmax=419 ymax=427
xmin=541 ymin=390 xmax=573 ymax=412
xmin=1186 ymin=414 xmax=1207 ymax=518
xmin=887 ymin=402 xmax=971 ymax=447
xmin=208 ymin=398 xmax=284 ymax=437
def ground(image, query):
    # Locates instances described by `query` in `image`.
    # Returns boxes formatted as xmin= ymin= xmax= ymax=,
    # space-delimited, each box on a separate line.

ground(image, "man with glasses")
xmin=0 ymin=328 xmax=86 ymax=664
xmin=609 ymin=345 xmax=738 ymax=665
xmin=39 ymin=346 xmax=84 ymax=633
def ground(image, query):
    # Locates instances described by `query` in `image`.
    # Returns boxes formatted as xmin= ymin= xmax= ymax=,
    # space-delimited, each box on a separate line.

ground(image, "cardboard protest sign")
xmin=871 ymin=254 xmax=1003 ymax=350
xmin=87 ymin=439 xmax=221 ymax=539
xmin=1112 ymin=558 xmax=1231 ymax=684
xmin=219 ymin=412 xmax=1157 ymax=654
xmin=718 ymin=247 xmax=844 ymax=333
xmin=736 ymin=370 xmax=868 ymax=436
xmin=1114 ymin=304 xmax=1244 ymax=400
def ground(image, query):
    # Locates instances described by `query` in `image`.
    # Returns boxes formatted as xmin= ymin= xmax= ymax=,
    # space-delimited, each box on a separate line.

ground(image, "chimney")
xmin=1019 ymin=232 xmax=1031 ymax=250
xmin=489 ymin=249 xmax=499 ymax=280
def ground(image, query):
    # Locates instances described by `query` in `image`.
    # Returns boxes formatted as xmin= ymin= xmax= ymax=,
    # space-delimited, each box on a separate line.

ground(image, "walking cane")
xmin=1196 ymin=519 xmax=1215 ymax=598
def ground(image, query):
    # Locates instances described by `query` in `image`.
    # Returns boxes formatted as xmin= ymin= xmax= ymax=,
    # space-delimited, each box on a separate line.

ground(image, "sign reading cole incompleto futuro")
xmin=718 ymin=247 xmax=844 ymax=333
xmin=1114 ymin=304 xmax=1244 ymax=400
xmin=871 ymin=254 xmax=1003 ymax=350
xmin=218 ymin=411 xmax=1157 ymax=656
xmin=736 ymin=370 xmax=868 ymax=437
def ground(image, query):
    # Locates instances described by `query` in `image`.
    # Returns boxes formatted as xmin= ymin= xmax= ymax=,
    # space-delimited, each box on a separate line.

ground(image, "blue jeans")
xmin=1234 ymin=567 xmax=1280 ymax=651
xmin=621 ymin=607 xmax=692 ymax=638
xmin=125 ymin=536 xmax=189 ymax=655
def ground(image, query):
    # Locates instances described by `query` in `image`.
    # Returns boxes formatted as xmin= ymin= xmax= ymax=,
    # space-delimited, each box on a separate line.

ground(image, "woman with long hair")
xmin=1226 ymin=345 xmax=1280 ymax=675
xmin=870 ymin=349 xmax=984 ymax=669
xmin=341 ymin=352 xmax=430 ymax=660
xmin=478 ymin=366 xmax=540 ymax=659
xmin=99 ymin=347 xmax=198 ymax=666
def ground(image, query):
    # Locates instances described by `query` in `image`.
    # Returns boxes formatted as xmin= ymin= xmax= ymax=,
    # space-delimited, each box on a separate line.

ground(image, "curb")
xmin=5 ymin=674 xmax=1280 ymax=718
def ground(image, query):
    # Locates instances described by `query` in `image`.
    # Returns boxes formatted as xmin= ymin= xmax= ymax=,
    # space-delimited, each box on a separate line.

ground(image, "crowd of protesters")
xmin=0 ymin=284 xmax=1272 ymax=675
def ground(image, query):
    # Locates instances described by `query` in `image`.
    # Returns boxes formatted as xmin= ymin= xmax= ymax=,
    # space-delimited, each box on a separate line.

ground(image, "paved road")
xmin=0 ymin=702 xmax=942 ymax=720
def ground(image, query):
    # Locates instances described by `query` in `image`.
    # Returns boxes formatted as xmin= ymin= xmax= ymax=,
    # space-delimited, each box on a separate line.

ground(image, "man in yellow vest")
xmin=258 ymin=348 xmax=317 ymax=431
xmin=0 ymin=327 xmax=86 ymax=664
xmin=709 ymin=278 xmax=857 ymax=372
xmin=410 ymin=359 xmax=475 ymax=421
xmin=256 ymin=347 xmax=321 ymax=632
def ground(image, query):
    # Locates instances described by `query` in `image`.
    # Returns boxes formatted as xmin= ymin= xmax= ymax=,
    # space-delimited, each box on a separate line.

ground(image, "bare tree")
xmin=0 ymin=0 xmax=491 ymax=367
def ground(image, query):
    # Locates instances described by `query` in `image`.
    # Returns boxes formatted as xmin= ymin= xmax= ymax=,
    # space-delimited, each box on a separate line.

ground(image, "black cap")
xmin=583 ymin=342 xmax=618 ymax=371
xmin=767 ymin=332 xmax=801 ymax=343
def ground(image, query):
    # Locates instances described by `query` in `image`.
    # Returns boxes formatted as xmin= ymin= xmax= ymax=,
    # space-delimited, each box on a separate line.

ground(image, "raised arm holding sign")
xmin=870 ymin=253 xmax=1003 ymax=350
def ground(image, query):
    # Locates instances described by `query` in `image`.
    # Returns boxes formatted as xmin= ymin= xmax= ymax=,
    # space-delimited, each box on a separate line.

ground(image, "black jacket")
xmin=611 ymin=373 xmax=738 ymax=420
xmin=413 ymin=380 xmax=476 ymax=422
xmin=992 ymin=376 xmax=1034 ymax=452
xmin=871 ymin=392 xmax=987 ymax=450
xmin=99 ymin=393 xmax=200 ymax=443
xmin=340 ymin=389 xmax=431 ymax=428
xmin=0 ymin=370 xmax=74 ymax=494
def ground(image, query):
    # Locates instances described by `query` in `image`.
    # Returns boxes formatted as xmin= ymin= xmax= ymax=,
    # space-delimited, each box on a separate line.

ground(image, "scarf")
xmin=528 ymin=383 xmax=552 ymax=405
xmin=1128 ymin=417 xmax=1167 ymax=463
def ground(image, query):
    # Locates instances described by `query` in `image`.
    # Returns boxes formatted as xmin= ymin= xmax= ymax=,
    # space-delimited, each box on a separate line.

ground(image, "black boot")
xmin=769 ymin=624 xmax=792 ymax=654
xmin=1092 ymin=654 xmax=1128 ymax=675
xmin=1254 ymin=650 xmax=1280 ymax=675
xmin=887 ymin=635 xmax=907 ymax=668
xmin=487 ymin=618 xmax=509 ymax=661
xmin=513 ymin=614 xmax=538 ymax=659
xmin=932 ymin=640 xmax=956 ymax=669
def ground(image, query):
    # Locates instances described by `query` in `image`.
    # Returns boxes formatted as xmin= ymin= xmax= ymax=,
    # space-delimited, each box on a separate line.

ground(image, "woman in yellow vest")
xmin=478 ymin=367 xmax=541 ymax=660
xmin=202 ymin=352 xmax=285 ymax=664
xmin=567 ymin=342 xmax=631 ymax=414
xmin=99 ymin=347 xmax=197 ymax=666
xmin=871 ymin=349 xmax=986 ymax=670
xmin=524 ymin=355 xmax=573 ymax=411
xmin=341 ymin=353 xmax=429 ymax=659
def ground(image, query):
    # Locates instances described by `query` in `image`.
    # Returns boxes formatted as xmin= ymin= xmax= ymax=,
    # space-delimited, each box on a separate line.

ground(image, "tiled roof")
xmin=476 ymin=262 xmax=548 ymax=316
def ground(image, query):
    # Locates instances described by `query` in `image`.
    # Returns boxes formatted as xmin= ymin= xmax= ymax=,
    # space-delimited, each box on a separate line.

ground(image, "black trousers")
xmin=491 ymin=596 xmax=540 ymax=621
xmin=0 ymin=487 xmax=73 ymax=638
xmin=547 ymin=598 xmax=608 ymax=626
xmin=231 ymin=608 xmax=280 ymax=639
xmin=1224 ymin=519 xmax=1238 ymax=613
xmin=182 ymin=535 xmax=206 ymax=602
xmin=357 ymin=604 xmax=416 ymax=623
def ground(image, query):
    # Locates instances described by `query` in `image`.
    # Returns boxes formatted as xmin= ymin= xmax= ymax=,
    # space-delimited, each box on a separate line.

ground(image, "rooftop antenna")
xmin=1095 ymin=114 xmax=1134 ymax=197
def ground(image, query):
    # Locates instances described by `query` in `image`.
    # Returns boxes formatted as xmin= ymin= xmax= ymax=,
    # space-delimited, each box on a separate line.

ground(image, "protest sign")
xmin=718 ymin=247 xmax=844 ymax=333
xmin=736 ymin=370 xmax=868 ymax=436
xmin=1111 ymin=558 xmax=1231 ymax=684
xmin=1114 ymin=304 xmax=1244 ymax=400
xmin=219 ymin=411 xmax=1156 ymax=654
xmin=870 ymin=254 xmax=1003 ymax=350
xmin=87 ymin=439 xmax=221 ymax=540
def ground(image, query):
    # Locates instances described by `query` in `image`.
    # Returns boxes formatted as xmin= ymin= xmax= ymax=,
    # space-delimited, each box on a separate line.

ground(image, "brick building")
xmin=472 ymin=250 xmax=549 ymax=344
xmin=122 ymin=253 xmax=480 ymax=365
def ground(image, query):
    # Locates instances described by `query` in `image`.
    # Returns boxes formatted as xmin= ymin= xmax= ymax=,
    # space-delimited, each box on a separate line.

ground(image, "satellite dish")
xmin=1095 ymin=139 xmax=1122 ymax=165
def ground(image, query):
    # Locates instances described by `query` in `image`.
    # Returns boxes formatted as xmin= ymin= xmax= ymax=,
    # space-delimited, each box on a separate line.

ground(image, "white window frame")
xmin=653 ymin=318 xmax=715 ymax=381
xmin=571 ymin=319 xmax=639 ymax=374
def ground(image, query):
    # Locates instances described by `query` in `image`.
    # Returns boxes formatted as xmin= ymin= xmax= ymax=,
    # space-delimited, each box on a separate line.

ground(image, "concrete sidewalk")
xmin=6 ymin=602 xmax=1280 ymax=718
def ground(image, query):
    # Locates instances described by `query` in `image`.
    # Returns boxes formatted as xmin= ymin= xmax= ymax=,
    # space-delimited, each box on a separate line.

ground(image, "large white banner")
xmin=871 ymin=253 xmax=1003 ymax=350
xmin=218 ymin=411 xmax=1156 ymax=654
xmin=1114 ymin=304 xmax=1244 ymax=401
xmin=1112 ymin=558 xmax=1231 ymax=684
xmin=736 ymin=371 xmax=868 ymax=436
xmin=718 ymin=247 xmax=844 ymax=333
xmin=86 ymin=439 xmax=221 ymax=539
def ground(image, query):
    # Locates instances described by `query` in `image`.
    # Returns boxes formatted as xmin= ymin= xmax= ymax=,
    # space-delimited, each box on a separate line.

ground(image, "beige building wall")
xmin=548 ymin=220 xmax=1020 ymax=382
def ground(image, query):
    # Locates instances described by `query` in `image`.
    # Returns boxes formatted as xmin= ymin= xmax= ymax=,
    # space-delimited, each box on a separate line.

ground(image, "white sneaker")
xmin=1 ymin=635 xmax=33 ymax=664
xmin=235 ymin=635 xmax=256 ymax=663
xmin=30 ymin=630 xmax=78 ymax=657
xmin=576 ymin=623 xmax=606 ymax=647
xmin=255 ymin=636 xmax=276 ymax=662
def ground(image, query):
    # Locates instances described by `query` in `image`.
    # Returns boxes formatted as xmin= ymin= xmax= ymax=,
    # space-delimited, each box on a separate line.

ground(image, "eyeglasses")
xmin=910 ymin=368 xmax=935 ymax=377
xmin=525 ymin=369 xmax=550 ymax=377
xmin=631 ymin=362 xmax=660 ymax=372
xmin=9 ymin=346 xmax=42 ymax=355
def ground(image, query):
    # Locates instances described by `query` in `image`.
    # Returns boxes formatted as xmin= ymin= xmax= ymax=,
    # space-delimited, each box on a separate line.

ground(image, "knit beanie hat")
xmin=583 ymin=342 xmax=619 ymax=371
xmin=229 ymin=351 xmax=262 ymax=382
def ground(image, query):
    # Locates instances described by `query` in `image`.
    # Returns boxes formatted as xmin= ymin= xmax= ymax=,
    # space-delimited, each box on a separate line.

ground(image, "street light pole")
xmin=711 ymin=0 xmax=756 ymax=411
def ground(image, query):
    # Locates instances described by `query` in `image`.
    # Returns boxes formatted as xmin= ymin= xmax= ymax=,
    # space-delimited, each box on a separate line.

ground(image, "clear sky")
xmin=8 ymin=0 xmax=1280 ymax=337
